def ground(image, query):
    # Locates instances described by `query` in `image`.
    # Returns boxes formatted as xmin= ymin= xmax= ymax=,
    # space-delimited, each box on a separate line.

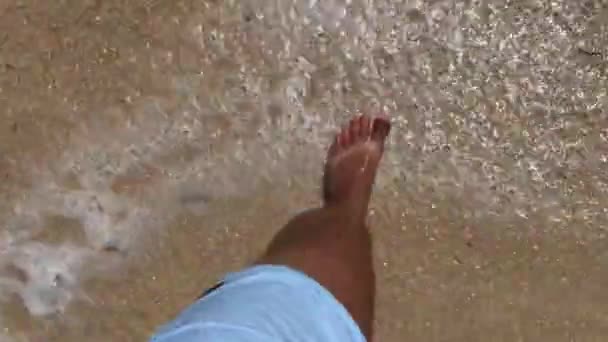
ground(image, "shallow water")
xmin=1 ymin=0 xmax=607 ymax=340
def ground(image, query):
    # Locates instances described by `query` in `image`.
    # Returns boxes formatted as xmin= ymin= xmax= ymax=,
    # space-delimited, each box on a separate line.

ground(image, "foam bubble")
xmin=2 ymin=242 xmax=92 ymax=316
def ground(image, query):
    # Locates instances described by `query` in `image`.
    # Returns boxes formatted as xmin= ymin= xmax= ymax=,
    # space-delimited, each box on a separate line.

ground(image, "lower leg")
xmin=256 ymin=115 xmax=391 ymax=340
xmin=258 ymin=205 xmax=376 ymax=337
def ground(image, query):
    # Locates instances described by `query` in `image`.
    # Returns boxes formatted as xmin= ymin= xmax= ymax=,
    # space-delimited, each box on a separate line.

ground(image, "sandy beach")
xmin=1 ymin=1 xmax=607 ymax=341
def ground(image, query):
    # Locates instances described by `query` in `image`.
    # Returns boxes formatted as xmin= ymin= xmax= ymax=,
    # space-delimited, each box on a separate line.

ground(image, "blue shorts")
xmin=150 ymin=265 xmax=366 ymax=342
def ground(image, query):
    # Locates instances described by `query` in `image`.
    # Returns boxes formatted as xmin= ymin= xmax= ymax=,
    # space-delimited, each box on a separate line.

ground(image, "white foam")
xmin=10 ymin=243 xmax=91 ymax=316
xmin=0 ymin=190 xmax=153 ymax=318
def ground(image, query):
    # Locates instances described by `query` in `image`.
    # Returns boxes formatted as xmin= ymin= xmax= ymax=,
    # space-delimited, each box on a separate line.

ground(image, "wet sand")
xmin=4 ymin=185 xmax=608 ymax=342
xmin=2 ymin=0 xmax=608 ymax=341
xmin=5 ymin=193 xmax=608 ymax=341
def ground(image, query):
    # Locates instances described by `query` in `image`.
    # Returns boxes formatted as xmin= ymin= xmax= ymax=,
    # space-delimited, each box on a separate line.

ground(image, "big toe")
xmin=371 ymin=117 xmax=391 ymax=142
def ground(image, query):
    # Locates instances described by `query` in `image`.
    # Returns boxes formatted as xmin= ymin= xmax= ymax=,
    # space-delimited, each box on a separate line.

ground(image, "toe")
xmin=350 ymin=115 xmax=363 ymax=142
xmin=327 ymin=135 xmax=340 ymax=158
xmin=371 ymin=116 xmax=391 ymax=141
xmin=360 ymin=115 xmax=372 ymax=138
xmin=343 ymin=122 xmax=353 ymax=146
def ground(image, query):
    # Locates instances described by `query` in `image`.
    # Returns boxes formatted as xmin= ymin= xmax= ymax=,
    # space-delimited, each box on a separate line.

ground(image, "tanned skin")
xmin=257 ymin=114 xmax=391 ymax=341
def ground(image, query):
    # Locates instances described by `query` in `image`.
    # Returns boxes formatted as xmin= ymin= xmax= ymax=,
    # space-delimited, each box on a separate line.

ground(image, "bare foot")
xmin=323 ymin=114 xmax=391 ymax=208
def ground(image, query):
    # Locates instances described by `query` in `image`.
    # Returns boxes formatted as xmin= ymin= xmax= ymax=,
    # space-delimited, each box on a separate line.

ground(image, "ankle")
xmin=323 ymin=197 xmax=370 ymax=224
